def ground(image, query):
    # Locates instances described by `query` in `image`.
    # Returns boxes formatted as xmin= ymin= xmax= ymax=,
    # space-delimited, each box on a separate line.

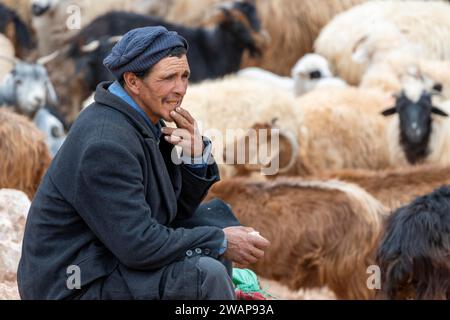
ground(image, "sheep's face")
xmin=2 ymin=63 xmax=57 ymax=117
xmin=211 ymin=1 xmax=269 ymax=57
xmin=31 ymin=0 xmax=58 ymax=16
xmin=292 ymin=54 xmax=332 ymax=80
xmin=291 ymin=54 xmax=333 ymax=95
xmin=381 ymin=90 xmax=448 ymax=163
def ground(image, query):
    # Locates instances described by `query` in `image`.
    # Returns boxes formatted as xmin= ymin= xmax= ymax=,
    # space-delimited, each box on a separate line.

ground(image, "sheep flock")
xmin=1 ymin=0 xmax=450 ymax=300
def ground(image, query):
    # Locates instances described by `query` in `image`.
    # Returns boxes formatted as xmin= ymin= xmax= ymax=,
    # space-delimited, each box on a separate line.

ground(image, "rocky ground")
xmin=0 ymin=189 xmax=30 ymax=300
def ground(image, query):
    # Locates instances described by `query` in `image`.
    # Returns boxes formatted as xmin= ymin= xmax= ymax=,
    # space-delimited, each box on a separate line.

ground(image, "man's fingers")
xmin=171 ymin=110 xmax=191 ymax=129
xmin=249 ymin=247 xmax=265 ymax=260
xmin=164 ymin=135 xmax=183 ymax=145
xmin=161 ymin=127 xmax=177 ymax=136
xmin=165 ymin=137 xmax=196 ymax=154
xmin=175 ymin=107 xmax=195 ymax=124
xmin=241 ymin=252 xmax=258 ymax=265
xmin=235 ymin=255 xmax=252 ymax=267
xmin=162 ymin=127 xmax=190 ymax=139
xmin=249 ymin=234 xmax=271 ymax=250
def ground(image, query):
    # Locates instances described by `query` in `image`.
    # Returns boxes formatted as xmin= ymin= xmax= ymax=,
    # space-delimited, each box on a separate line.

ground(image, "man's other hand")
xmin=222 ymin=226 xmax=270 ymax=266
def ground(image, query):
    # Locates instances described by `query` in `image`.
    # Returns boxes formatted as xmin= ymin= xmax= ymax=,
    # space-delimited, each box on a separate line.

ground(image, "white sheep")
xmin=359 ymin=52 xmax=450 ymax=101
xmin=382 ymin=80 xmax=450 ymax=167
xmin=315 ymin=0 xmax=450 ymax=85
xmin=236 ymin=54 xmax=347 ymax=97
xmin=0 ymin=60 xmax=58 ymax=117
xmin=236 ymin=67 xmax=294 ymax=93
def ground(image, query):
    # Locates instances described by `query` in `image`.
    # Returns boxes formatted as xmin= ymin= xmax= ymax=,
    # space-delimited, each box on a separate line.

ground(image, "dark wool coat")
xmin=18 ymin=82 xmax=229 ymax=300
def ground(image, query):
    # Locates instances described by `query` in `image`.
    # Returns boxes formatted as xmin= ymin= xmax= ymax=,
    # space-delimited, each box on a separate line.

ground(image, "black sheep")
xmin=67 ymin=0 xmax=267 ymax=85
xmin=377 ymin=185 xmax=450 ymax=300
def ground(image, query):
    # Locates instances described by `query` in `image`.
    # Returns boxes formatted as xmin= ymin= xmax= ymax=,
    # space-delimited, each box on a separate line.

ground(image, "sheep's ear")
xmin=45 ymin=80 xmax=59 ymax=106
xmin=381 ymin=107 xmax=397 ymax=116
xmin=431 ymin=106 xmax=449 ymax=117
xmin=352 ymin=35 xmax=370 ymax=64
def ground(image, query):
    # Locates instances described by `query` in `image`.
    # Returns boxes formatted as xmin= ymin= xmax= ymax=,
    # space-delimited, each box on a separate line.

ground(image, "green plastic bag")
xmin=232 ymin=268 xmax=276 ymax=299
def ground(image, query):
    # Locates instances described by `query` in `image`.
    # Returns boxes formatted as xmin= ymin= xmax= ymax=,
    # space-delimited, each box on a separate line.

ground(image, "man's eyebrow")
xmin=161 ymin=70 xmax=190 ymax=78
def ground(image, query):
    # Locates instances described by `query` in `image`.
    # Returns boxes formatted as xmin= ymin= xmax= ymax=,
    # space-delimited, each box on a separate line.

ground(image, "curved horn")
xmin=0 ymin=55 xmax=20 ymax=65
xmin=81 ymin=40 xmax=100 ymax=53
xmin=276 ymin=127 xmax=299 ymax=174
xmin=241 ymin=125 xmax=299 ymax=175
xmin=37 ymin=50 xmax=60 ymax=65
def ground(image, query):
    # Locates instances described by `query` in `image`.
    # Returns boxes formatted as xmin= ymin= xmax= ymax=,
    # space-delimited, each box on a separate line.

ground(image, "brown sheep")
xmin=205 ymin=178 xmax=388 ymax=299
xmin=0 ymin=108 xmax=51 ymax=199
xmin=318 ymin=164 xmax=450 ymax=211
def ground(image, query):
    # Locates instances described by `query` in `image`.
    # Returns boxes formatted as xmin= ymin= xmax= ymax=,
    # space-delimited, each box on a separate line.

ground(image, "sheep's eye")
xmin=309 ymin=70 xmax=322 ymax=79
xmin=51 ymin=126 xmax=64 ymax=138
xmin=433 ymin=83 xmax=443 ymax=93
xmin=15 ymin=79 xmax=22 ymax=85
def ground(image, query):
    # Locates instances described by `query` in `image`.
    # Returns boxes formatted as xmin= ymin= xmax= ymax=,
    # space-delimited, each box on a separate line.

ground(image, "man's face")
xmin=135 ymin=54 xmax=190 ymax=123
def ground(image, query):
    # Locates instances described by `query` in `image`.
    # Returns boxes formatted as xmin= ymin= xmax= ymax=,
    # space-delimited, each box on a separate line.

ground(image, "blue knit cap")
xmin=103 ymin=26 xmax=188 ymax=79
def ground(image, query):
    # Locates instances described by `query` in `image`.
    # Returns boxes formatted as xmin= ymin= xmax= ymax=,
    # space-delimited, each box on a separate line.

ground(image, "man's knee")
xmin=198 ymin=257 xmax=228 ymax=279
xmin=197 ymin=257 xmax=235 ymax=300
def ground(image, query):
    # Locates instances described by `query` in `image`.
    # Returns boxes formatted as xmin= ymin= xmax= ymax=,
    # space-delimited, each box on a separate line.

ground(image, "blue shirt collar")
xmin=108 ymin=81 xmax=161 ymax=141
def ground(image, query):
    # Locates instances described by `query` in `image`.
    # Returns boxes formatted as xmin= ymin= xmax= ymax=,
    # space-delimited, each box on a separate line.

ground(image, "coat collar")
xmin=93 ymin=81 xmax=165 ymax=142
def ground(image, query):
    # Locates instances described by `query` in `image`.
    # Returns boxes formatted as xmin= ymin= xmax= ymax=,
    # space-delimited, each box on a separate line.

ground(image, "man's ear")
xmin=123 ymin=72 xmax=140 ymax=95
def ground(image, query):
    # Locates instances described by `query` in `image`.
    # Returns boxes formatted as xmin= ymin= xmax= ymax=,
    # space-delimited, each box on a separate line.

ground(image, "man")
xmin=18 ymin=26 xmax=270 ymax=300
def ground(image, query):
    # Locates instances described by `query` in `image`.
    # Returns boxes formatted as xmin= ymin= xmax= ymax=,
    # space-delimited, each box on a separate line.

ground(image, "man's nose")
xmin=173 ymin=78 xmax=187 ymax=96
